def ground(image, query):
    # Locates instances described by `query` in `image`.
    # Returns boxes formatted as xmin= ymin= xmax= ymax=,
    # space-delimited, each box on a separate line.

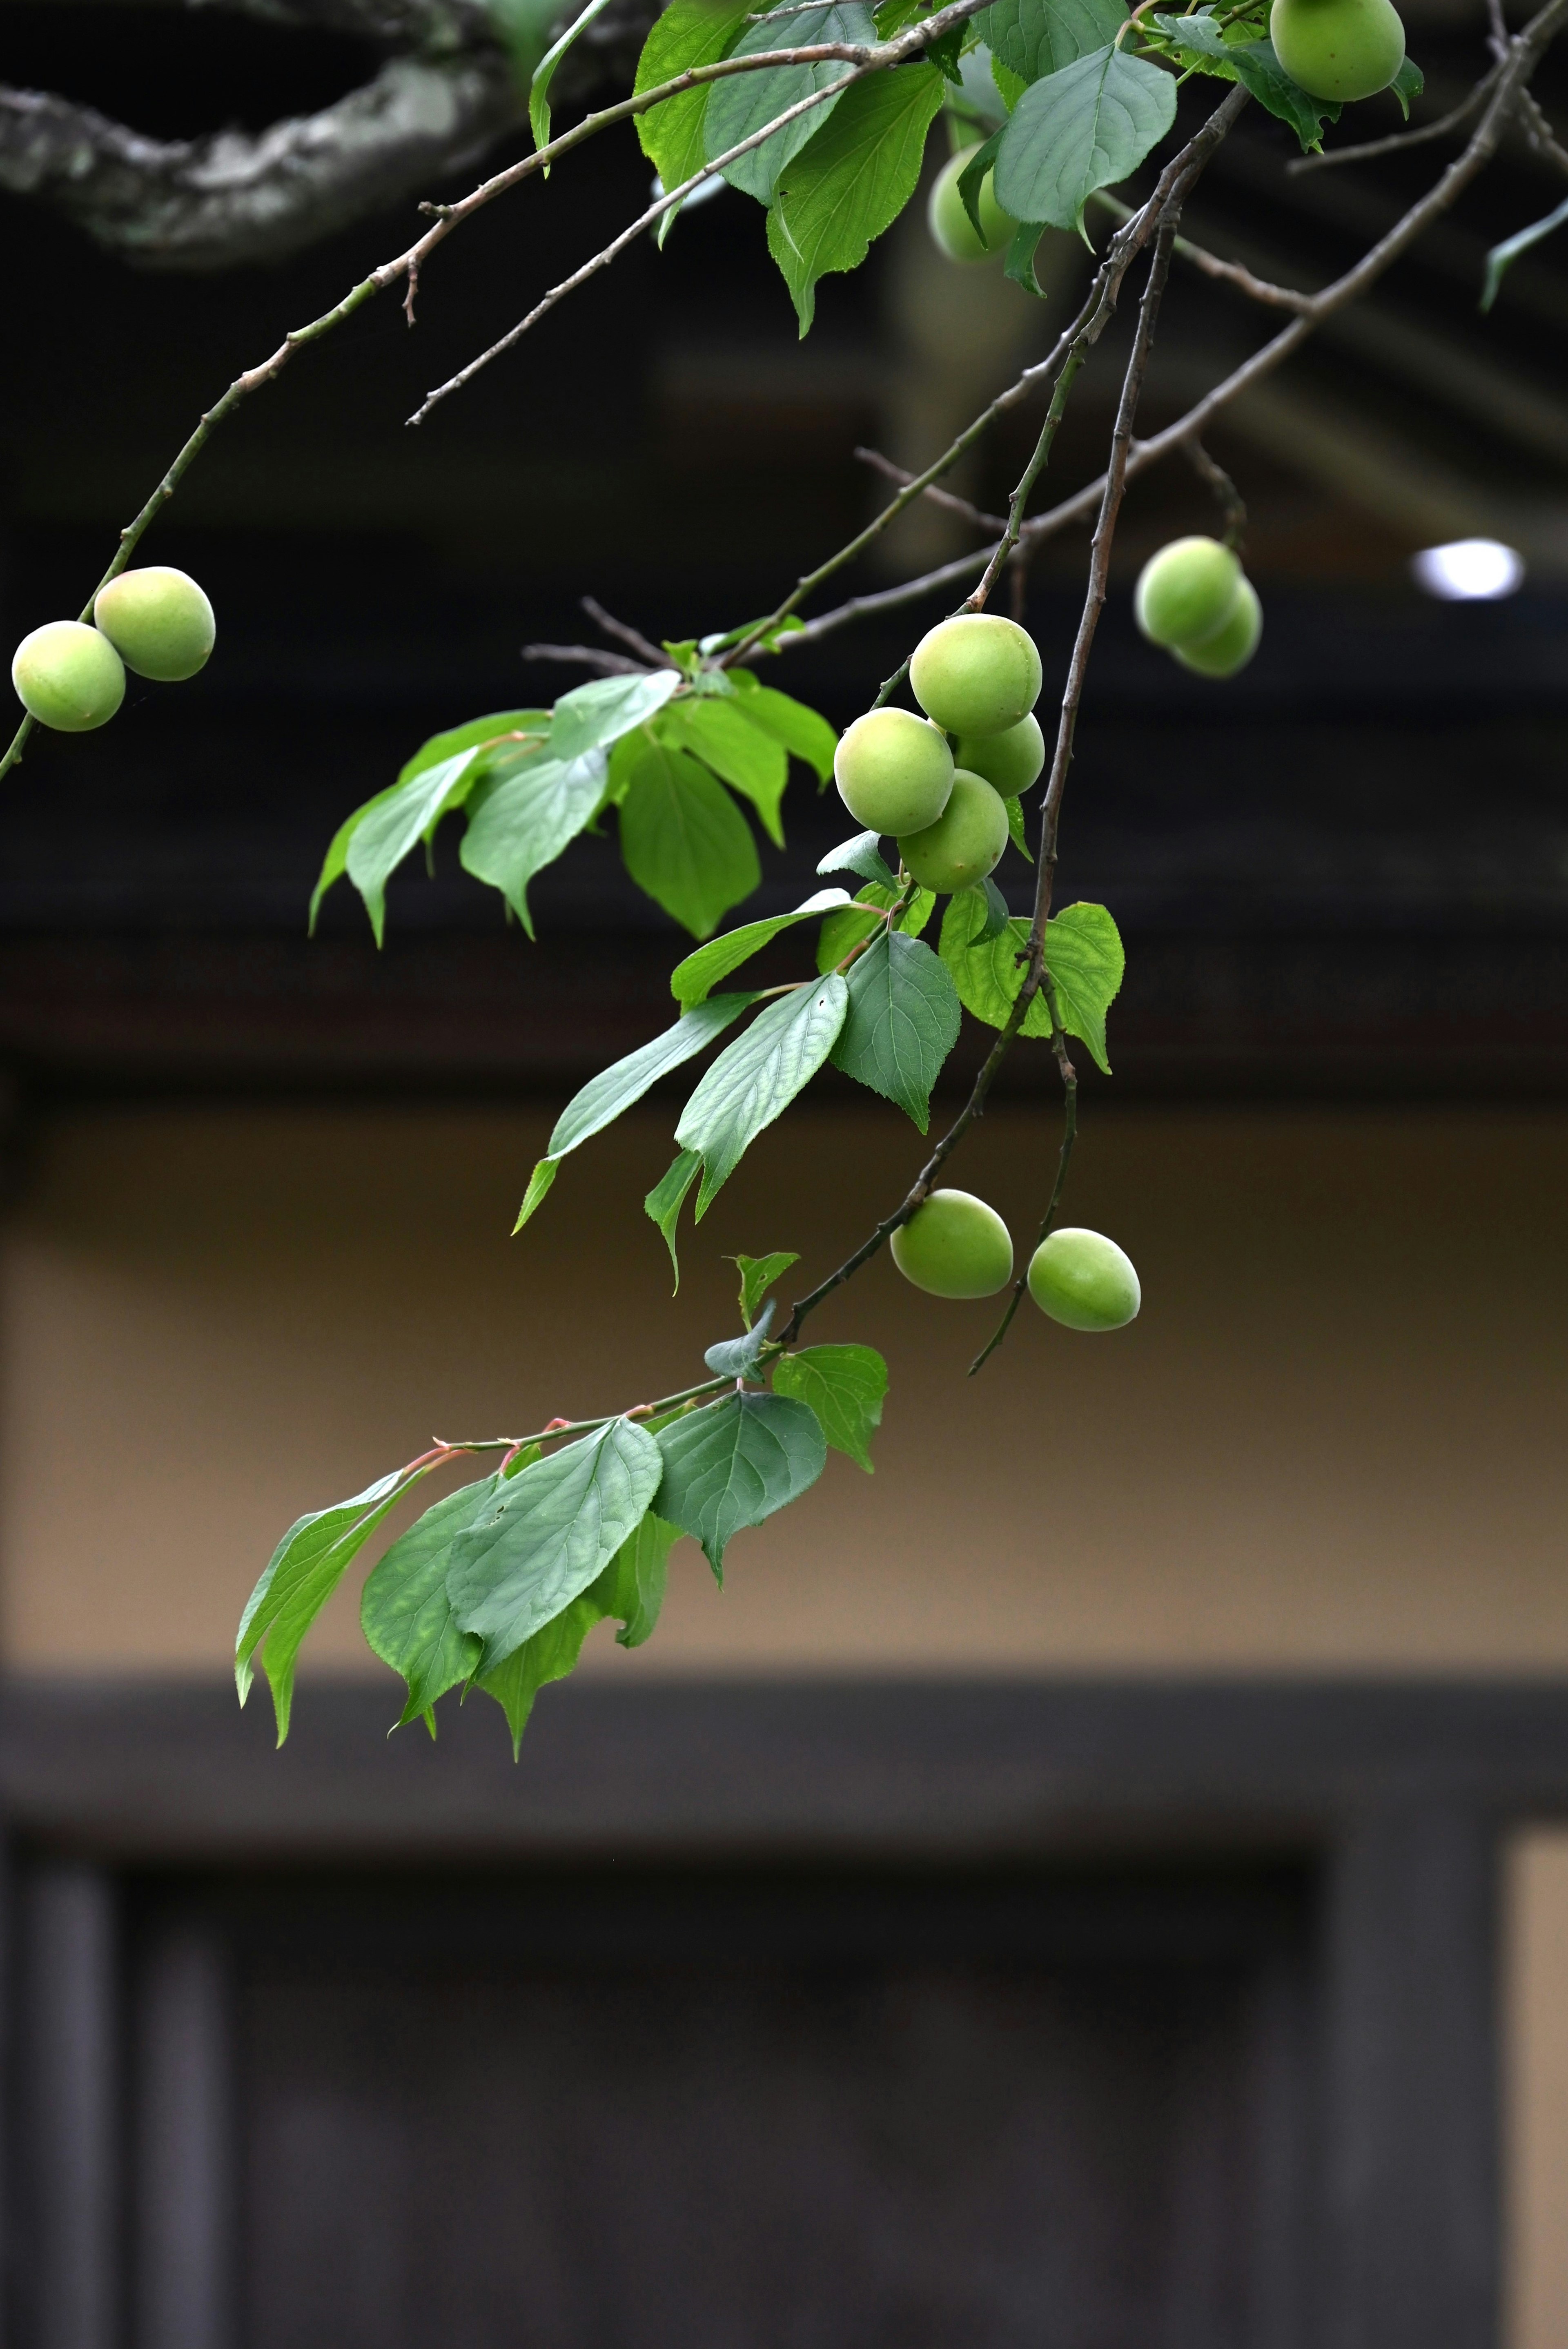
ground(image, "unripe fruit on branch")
xmin=1270 ymin=0 xmax=1405 ymax=100
xmin=911 ymin=613 xmax=1042 ymax=738
xmin=927 ymin=146 xmax=1016 ymax=263
xmin=1134 ymin=537 xmax=1241 ymax=649
xmin=1173 ymin=577 xmax=1262 ymax=678
xmin=835 ymin=708 xmax=954 ymax=835
xmin=891 ymin=1188 xmax=1013 ymax=1297
xmin=94 ymin=566 xmax=215 ymax=681
xmin=955 ymin=712 xmax=1045 ymax=796
xmin=1027 ymin=1227 xmax=1141 ymax=1331
xmin=11 ymin=622 xmax=126 ymax=732
xmin=898 ymin=768 xmax=1010 ymax=893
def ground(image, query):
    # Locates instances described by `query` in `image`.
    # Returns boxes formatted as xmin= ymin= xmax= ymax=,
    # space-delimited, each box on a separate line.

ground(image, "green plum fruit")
xmin=910 ymin=613 xmax=1042 ymax=738
xmin=891 ymin=1188 xmax=1013 ymax=1298
xmin=835 ymin=708 xmax=954 ymax=835
xmin=1027 ymin=1227 xmax=1141 ymax=1331
xmin=94 ymin=566 xmax=215 ymax=681
xmin=954 ymin=712 xmax=1045 ymax=796
xmin=1173 ymin=577 xmax=1262 ymax=678
xmin=898 ymin=768 xmax=1010 ymax=893
xmin=11 ymin=621 xmax=126 ymax=732
xmin=1134 ymin=537 xmax=1241 ymax=649
xmin=1270 ymin=0 xmax=1405 ymax=99
xmin=927 ymin=146 xmax=1016 ymax=263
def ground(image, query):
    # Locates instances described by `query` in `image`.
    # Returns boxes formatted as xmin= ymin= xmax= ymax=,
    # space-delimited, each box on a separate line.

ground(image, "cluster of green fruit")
xmin=1134 ymin=536 xmax=1262 ymax=678
xmin=10 ymin=567 xmax=216 ymax=732
xmin=834 ymin=612 xmax=1043 ymax=888
xmin=892 ymin=1190 xmax=1141 ymax=1330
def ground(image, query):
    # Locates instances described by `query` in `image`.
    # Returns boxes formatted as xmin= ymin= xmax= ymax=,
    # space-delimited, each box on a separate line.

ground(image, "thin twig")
xmin=522 ymin=643 xmax=648 ymax=674
xmin=581 ymin=596 xmax=668 ymax=667
xmin=1092 ymin=188 xmax=1313 ymax=309
xmin=969 ymin=1041 xmax=1077 ymax=1374
xmin=1183 ymin=437 xmax=1247 ymax=547
xmin=1289 ymin=62 xmax=1498 ymax=170
xmin=853 ymin=447 xmax=1007 ymax=534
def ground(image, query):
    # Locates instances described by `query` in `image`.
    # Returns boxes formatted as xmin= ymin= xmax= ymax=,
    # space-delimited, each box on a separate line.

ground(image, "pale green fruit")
xmin=927 ymin=146 xmax=1016 ymax=263
xmin=954 ymin=713 xmax=1045 ymax=796
xmin=1270 ymin=0 xmax=1405 ymax=99
xmin=835 ymin=708 xmax=954 ymax=835
xmin=898 ymin=768 xmax=1010 ymax=894
xmin=11 ymin=621 xmax=126 ymax=732
xmin=910 ymin=613 xmax=1042 ymax=738
xmin=94 ymin=566 xmax=215 ymax=681
xmin=891 ymin=1188 xmax=1013 ymax=1298
xmin=1173 ymin=577 xmax=1262 ymax=678
xmin=1027 ymin=1227 xmax=1141 ymax=1332
xmin=1134 ymin=537 xmax=1241 ymax=649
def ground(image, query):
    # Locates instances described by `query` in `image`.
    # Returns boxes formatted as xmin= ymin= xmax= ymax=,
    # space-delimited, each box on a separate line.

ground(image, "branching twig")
xmin=853 ymin=447 xmax=1007 ymax=535
xmin=1183 ymin=437 xmax=1247 ymax=547
xmin=581 ymin=597 xmax=668 ymax=667
xmin=1092 ymin=188 xmax=1314 ymax=309
xmin=1288 ymin=61 xmax=1499 ymax=171
xmin=521 ymin=643 xmax=648 ymax=674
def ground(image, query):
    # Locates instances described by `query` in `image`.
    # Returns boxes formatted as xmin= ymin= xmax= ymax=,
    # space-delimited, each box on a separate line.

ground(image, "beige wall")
xmin=3 ymin=1099 xmax=1566 ymax=1682
xmin=1507 ymin=1830 xmax=1568 ymax=2349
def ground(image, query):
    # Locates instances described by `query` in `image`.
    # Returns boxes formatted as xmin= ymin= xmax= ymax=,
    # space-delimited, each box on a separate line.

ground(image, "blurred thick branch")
xmin=0 ymin=0 xmax=655 ymax=267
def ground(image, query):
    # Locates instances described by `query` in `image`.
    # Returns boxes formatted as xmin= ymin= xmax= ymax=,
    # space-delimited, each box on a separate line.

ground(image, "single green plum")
xmin=11 ymin=621 xmax=126 ymax=732
xmin=94 ymin=566 xmax=215 ymax=682
xmin=898 ymin=768 xmax=1010 ymax=893
xmin=1270 ymin=0 xmax=1404 ymax=99
xmin=1027 ymin=1227 xmax=1141 ymax=1331
xmin=1134 ymin=537 xmax=1241 ymax=649
xmin=891 ymin=1188 xmax=1013 ymax=1298
xmin=910 ymin=613 xmax=1042 ymax=738
xmin=954 ymin=712 xmax=1045 ymax=796
xmin=1173 ymin=577 xmax=1262 ymax=678
xmin=835 ymin=708 xmax=954 ymax=835
xmin=927 ymin=146 xmax=1016 ymax=263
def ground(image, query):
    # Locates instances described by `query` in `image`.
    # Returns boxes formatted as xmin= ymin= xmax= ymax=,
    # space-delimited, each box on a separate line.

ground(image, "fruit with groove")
xmin=891 ymin=1188 xmax=1013 ymax=1297
xmin=1173 ymin=577 xmax=1262 ymax=677
xmin=1027 ymin=1227 xmax=1141 ymax=1331
xmin=94 ymin=566 xmax=215 ymax=681
xmin=899 ymin=768 xmax=1010 ymax=893
xmin=11 ymin=621 xmax=126 ymax=732
xmin=1134 ymin=536 xmax=1242 ymax=649
xmin=955 ymin=712 xmax=1045 ymax=796
xmin=1270 ymin=0 xmax=1405 ymax=100
xmin=927 ymin=145 xmax=1016 ymax=263
xmin=910 ymin=613 xmax=1042 ymax=738
xmin=835 ymin=708 xmax=954 ymax=834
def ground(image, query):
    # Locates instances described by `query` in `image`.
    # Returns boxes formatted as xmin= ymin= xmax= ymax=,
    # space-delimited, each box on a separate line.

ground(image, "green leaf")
xmin=474 ymin=1506 xmax=678 ymax=1752
xmin=1003 ymin=793 xmax=1034 ymax=860
xmin=772 ymin=1342 xmax=886 ymax=1471
xmin=765 ymin=63 xmax=945 ymax=332
xmin=829 ymin=929 xmax=960 ymax=1130
xmin=957 ymin=124 xmax=1004 ymax=237
xmin=646 ymin=1148 xmax=702 ymax=1288
xmin=530 ymin=0 xmax=616 ymax=153
xmin=703 ymin=0 xmax=877 ymax=202
xmin=619 ymin=740 xmax=762 ymax=938
xmin=993 ymin=43 xmax=1176 ymax=234
xmin=360 ymin=1473 xmax=496 ymax=1726
xmin=515 ymin=993 xmax=759 ymax=1230
xmin=670 ymin=887 xmax=852 ymax=1005
xmin=1392 ymin=53 xmax=1423 ymax=116
xmin=978 ymin=0 xmax=1126 ymax=80
xmin=343 ymin=750 xmax=484 ymax=946
xmin=447 ymin=1419 xmax=665 ymax=1676
xmin=1482 ymin=189 xmax=1568 ymax=310
xmin=399 ymin=709 xmax=552 ymax=789
xmin=676 ymin=975 xmax=849 ymax=1213
xmin=993 ymin=50 xmax=1029 ymax=105
xmin=635 ymin=0 xmax=754 ymax=245
xmin=458 ymin=749 xmax=607 ymax=935
xmin=1146 ymin=15 xmax=1338 ymax=149
xmin=654 ymin=1391 xmax=826 ymax=1577
xmin=550 ymin=669 xmax=682 ymax=762
xmin=818 ymin=830 xmax=896 ymax=887
xmin=704 ymin=1298 xmax=776 ymax=1376
xmin=236 ymin=1465 xmax=425 ymax=1743
xmin=937 ymin=890 xmax=1123 ymax=1070
xmin=663 ymin=698 xmax=791 ymax=844
xmin=1004 ymin=218 xmax=1052 ymax=295
xmin=816 ymin=881 xmax=934 ymax=971
xmin=729 ymin=1249 xmax=800 ymax=1326
xmin=973 ymin=876 xmax=1012 ymax=940
xmin=728 ymin=679 xmax=839 ymax=782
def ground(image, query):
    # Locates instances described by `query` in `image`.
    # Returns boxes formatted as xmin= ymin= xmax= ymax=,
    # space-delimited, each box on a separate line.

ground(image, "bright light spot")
xmin=1411 ymin=539 xmax=1525 ymax=600
xmin=650 ymin=172 xmax=726 ymax=212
